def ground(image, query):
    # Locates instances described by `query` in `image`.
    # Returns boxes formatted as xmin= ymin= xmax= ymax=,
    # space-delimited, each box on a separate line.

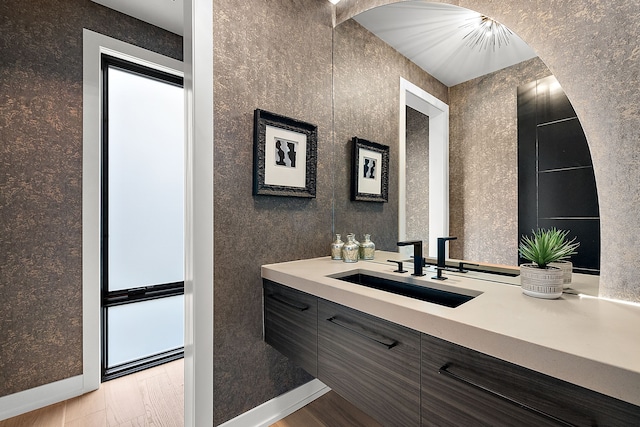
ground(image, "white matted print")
xmin=357 ymin=148 xmax=382 ymax=195
xmin=264 ymin=125 xmax=307 ymax=188
xmin=351 ymin=137 xmax=389 ymax=202
xmin=253 ymin=109 xmax=317 ymax=198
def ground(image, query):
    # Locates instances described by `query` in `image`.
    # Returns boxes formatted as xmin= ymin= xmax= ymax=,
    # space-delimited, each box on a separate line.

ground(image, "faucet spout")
xmin=437 ymin=237 xmax=457 ymax=269
xmin=397 ymin=240 xmax=425 ymax=276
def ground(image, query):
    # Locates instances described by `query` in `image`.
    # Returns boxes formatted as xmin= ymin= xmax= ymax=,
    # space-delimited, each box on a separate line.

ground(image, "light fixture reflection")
xmin=461 ymin=15 xmax=513 ymax=51
xmin=579 ymin=293 xmax=640 ymax=308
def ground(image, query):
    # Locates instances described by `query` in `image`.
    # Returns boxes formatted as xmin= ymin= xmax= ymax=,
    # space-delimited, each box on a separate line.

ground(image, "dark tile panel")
xmin=519 ymin=74 xmax=600 ymax=272
xmin=538 ymin=168 xmax=599 ymax=218
xmin=518 ymin=80 xmax=539 ymax=247
xmin=538 ymin=219 xmax=600 ymax=272
xmin=538 ymin=118 xmax=593 ymax=171
xmin=535 ymin=75 xmax=576 ymax=124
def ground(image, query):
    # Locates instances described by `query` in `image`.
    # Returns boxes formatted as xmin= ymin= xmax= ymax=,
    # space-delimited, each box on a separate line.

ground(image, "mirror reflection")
xmin=334 ymin=1 xmax=600 ymax=277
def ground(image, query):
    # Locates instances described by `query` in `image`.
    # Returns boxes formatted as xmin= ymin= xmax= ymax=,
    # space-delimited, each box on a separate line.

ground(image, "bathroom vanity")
xmin=262 ymin=252 xmax=640 ymax=426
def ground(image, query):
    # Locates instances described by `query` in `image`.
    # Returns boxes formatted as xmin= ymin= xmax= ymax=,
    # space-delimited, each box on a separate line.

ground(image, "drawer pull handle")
xmin=438 ymin=364 xmax=577 ymax=427
xmin=268 ymin=294 xmax=309 ymax=311
xmin=327 ymin=316 xmax=398 ymax=349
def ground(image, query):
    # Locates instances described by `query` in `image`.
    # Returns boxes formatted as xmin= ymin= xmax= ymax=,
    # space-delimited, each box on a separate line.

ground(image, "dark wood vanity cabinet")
xmin=263 ymin=280 xmax=640 ymax=426
xmin=317 ymin=300 xmax=421 ymax=427
xmin=263 ymin=279 xmax=318 ymax=376
xmin=421 ymin=334 xmax=640 ymax=427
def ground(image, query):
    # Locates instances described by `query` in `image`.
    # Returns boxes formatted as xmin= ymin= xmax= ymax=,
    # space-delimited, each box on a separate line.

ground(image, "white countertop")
xmin=262 ymin=251 xmax=640 ymax=407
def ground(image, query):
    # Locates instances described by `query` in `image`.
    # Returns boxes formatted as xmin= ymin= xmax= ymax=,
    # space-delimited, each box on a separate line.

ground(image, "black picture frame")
xmin=351 ymin=137 xmax=389 ymax=202
xmin=253 ymin=109 xmax=317 ymax=198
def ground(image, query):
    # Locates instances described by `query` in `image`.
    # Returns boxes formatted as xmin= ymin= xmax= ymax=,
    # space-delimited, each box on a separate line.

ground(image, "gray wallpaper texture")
xmin=212 ymin=0 xmax=333 ymax=424
xmin=406 ymin=106 xmax=430 ymax=253
xmin=0 ymin=0 xmax=182 ymax=399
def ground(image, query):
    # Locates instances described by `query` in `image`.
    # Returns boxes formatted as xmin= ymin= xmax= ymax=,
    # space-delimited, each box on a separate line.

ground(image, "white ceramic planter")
xmin=550 ymin=260 xmax=573 ymax=288
xmin=520 ymin=264 xmax=564 ymax=299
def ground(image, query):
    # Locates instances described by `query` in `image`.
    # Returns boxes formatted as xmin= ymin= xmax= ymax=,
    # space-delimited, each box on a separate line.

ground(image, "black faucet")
xmin=437 ymin=237 xmax=457 ymax=269
xmin=397 ymin=240 xmax=425 ymax=276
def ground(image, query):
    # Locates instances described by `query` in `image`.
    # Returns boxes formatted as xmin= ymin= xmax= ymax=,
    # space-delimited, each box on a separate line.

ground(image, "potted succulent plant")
xmin=519 ymin=228 xmax=579 ymax=299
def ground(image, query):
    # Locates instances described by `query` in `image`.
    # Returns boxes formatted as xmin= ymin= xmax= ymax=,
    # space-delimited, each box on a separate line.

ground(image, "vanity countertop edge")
xmin=261 ymin=251 xmax=640 ymax=407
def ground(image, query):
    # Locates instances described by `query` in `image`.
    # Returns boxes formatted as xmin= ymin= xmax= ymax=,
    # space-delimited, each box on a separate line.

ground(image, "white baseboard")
xmin=0 ymin=375 xmax=84 ymax=421
xmin=0 ymin=376 xmax=328 ymax=425
xmin=219 ymin=379 xmax=330 ymax=427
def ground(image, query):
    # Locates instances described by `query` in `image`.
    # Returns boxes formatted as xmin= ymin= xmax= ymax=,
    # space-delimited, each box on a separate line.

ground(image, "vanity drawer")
xmin=318 ymin=299 xmax=421 ymax=427
xmin=421 ymin=333 xmax=640 ymax=427
xmin=263 ymin=279 xmax=318 ymax=376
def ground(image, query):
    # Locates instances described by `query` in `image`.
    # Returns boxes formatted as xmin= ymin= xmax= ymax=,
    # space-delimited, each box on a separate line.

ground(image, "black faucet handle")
xmin=387 ymin=260 xmax=408 ymax=273
xmin=397 ymin=240 xmax=423 ymax=246
xmin=458 ymin=261 xmax=479 ymax=273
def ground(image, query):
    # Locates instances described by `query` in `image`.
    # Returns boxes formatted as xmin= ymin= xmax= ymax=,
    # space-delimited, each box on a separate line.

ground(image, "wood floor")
xmin=0 ymin=359 xmax=183 ymax=427
xmin=270 ymin=391 xmax=382 ymax=427
xmin=3 ymin=361 xmax=378 ymax=427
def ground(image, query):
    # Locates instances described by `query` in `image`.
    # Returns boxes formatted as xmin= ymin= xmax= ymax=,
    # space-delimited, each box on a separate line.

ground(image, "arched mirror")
xmin=333 ymin=1 xmax=600 ymax=281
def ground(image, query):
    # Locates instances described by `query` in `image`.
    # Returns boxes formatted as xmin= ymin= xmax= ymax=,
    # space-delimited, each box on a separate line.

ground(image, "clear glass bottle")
xmin=360 ymin=234 xmax=375 ymax=260
xmin=330 ymin=234 xmax=344 ymax=260
xmin=342 ymin=234 xmax=359 ymax=263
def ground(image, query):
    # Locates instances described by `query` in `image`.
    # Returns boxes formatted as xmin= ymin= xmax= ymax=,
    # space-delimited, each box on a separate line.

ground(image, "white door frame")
xmin=82 ymin=9 xmax=215 ymax=425
xmin=183 ymin=0 xmax=214 ymax=425
xmin=82 ymin=28 xmax=188 ymax=394
xmin=398 ymin=77 xmax=449 ymax=258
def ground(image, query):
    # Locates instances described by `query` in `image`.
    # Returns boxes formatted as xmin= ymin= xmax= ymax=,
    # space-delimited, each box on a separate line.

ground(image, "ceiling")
xmin=93 ymin=0 xmax=536 ymax=87
xmin=91 ymin=0 xmax=184 ymax=36
xmin=353 ymin=2 xmax=537 ymax=87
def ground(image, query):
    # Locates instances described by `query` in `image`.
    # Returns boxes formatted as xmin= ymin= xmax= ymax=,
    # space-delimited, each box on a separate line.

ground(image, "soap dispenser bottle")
xmin=330 ymin=234 xmax=344 ymax=260
xmin=360 ymin=234 xmax=375 ymax=260
xmin=342 ymin=234 xmax=359 ymax=263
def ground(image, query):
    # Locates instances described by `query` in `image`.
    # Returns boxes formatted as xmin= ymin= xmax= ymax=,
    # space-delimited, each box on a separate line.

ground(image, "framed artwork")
xmin=253 ymin=109 xmax=317 ymax=198
xmin=351 ymin=137 xmax=389 ymax=202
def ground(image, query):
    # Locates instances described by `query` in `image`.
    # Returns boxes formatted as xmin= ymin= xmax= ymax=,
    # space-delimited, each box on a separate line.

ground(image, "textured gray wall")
xmin=0 ymin=0 xmax=182 ymax=398
xmin=449 ymin=57 xmax=552 ymax=265
xmin=338 ymin=0 xmax=640 ymax=302
xmin=333 ymin=18 xmax=447 ymax=252
xmin=406 ymin=106 xmax=430 ymax=252
xmin=212 ymin=0 xmax=333 ymax=424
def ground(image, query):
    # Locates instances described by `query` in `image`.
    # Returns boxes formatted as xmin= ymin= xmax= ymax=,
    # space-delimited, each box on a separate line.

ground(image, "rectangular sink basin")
xmin=332 ymin=272 xmax=479 ymax=308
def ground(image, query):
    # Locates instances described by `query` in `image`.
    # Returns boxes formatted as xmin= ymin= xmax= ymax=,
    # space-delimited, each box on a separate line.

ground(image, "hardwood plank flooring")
xmin=270 ymin=391 xmax=383 ymax=427
xmin=4 ymin=362 xmax=378 ymax=427
xmin=0 ymin=359 xmax=183 ymax=427
xmin=0 ymin=403 xmax=65 ymax=427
